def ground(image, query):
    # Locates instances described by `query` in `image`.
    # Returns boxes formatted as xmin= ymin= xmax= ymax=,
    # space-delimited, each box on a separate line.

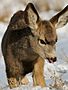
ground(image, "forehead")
xmin=41 ymin=20 xmax=56 ymax=41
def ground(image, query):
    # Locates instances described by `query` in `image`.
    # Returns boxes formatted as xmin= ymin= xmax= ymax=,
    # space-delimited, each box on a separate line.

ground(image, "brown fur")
xmin=1 ymin=3 xmax=68 ymax=88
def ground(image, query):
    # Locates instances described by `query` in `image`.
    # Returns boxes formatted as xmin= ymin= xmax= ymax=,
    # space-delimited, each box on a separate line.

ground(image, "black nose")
xmin=47 ymin=57 xmax=57 ymax=63
xmin=51 ymin=57 xmax=57 ymax=62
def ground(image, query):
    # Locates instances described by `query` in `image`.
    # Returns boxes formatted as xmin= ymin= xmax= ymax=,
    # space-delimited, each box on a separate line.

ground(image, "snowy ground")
xmin=0 ymin=4 xmax=68 ymax=90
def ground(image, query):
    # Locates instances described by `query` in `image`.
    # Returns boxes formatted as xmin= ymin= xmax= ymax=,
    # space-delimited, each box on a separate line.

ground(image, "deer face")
xmin=28 ymin=20 xmax=57 ymax=63
xmin=36 ymin=20 xmax=57 ymax=63
xmin=25 ymin=3 xmax=68 ymax=63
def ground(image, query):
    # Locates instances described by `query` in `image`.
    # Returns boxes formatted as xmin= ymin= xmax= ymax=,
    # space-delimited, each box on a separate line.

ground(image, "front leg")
xmin=32 ymin=57 xmax=46 ymax=87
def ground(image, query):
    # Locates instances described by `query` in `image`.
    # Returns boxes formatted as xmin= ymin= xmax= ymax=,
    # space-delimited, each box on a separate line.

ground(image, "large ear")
xmin=50 ymin=5 xmax=68 ymax=29
xmin=8 ymin=3 xmax=40 ymax=31
xmin=25 ymin=3 xmax=40 ymax=29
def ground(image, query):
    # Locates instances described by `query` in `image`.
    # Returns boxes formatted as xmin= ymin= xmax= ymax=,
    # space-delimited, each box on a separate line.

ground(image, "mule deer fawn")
xmin=1 ymin=3 xmax=68 ymax=88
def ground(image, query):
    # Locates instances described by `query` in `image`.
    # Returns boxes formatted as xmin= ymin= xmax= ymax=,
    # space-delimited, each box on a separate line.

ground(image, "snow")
xmin=0 ymin=3 xmax=68 ymax=90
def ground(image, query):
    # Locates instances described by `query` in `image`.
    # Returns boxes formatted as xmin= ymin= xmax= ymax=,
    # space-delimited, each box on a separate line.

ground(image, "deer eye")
xmin=38 ymin=39 xmax=46 ymax=46
xmin=40 ymin=39 xmax=46 ymax=44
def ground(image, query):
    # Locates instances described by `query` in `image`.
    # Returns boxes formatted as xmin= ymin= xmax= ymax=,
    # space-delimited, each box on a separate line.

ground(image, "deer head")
xmin=25 ymin=3 xmax=68 ymax=63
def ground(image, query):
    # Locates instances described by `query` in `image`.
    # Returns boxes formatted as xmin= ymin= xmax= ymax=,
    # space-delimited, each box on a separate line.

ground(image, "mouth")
xmin=47 ymin=57 xmax=57 ymax=63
